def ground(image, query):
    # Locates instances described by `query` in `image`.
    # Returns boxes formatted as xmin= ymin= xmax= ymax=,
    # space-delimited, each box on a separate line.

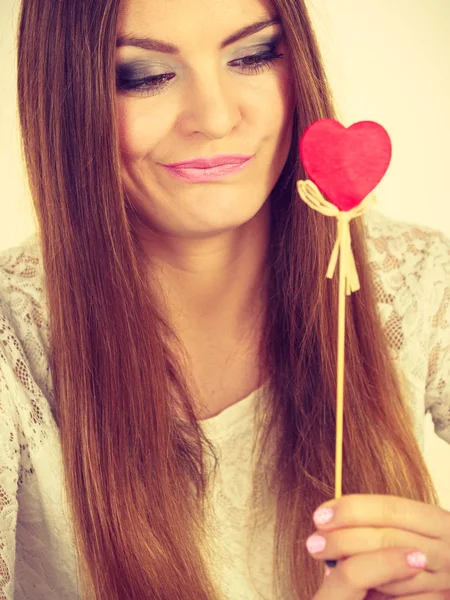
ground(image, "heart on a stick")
xmin=299 ymin=119 xmax=392 ymax=212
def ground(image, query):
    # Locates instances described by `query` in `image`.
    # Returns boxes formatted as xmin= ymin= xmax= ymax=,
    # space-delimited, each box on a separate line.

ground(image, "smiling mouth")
xmin=162 ymin=156 xmax=254 ymax=182
xmin=165 ymin=154 xmax=255 ymax=169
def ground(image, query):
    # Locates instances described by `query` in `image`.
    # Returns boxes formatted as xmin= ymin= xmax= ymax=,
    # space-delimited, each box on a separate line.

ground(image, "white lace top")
xmin=1 ymin=209 xmax=449 ymax=600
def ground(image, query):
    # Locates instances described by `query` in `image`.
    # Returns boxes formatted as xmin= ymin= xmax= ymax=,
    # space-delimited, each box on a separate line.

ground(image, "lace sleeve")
xmin=424 ymin=231 xmax=450 ymax=444
xmin=0 ymin=309 xmax=21 ymax=600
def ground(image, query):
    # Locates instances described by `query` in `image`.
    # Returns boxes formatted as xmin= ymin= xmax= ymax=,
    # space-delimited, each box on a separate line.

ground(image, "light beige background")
xmin=1 ymin=1 xmax=449 ymax=508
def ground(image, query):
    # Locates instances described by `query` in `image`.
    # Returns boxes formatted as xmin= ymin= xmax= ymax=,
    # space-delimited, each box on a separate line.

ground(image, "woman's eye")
xmin=116 ymin=45 xmax=285 ymax=97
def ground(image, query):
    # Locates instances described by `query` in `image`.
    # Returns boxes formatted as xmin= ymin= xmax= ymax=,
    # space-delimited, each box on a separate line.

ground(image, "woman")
xmin=0 ymin=0 xmax=449 ymax=598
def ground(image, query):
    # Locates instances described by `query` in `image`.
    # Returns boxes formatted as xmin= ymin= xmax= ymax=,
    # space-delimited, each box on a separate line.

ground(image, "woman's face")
xmin=115 ymin=0 xmax=294 ymax=238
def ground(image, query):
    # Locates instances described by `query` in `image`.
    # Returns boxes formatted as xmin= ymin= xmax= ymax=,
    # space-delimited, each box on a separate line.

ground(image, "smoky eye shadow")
xmin=115 ymin=61 xmax=155 ymax=81
xmin=115 ymin=30 xmax=285 ymax=80
xmin=266 ymin=31 xmax=283 ymax=46
xmin=251 ymin=30 xmax=283 ymax=48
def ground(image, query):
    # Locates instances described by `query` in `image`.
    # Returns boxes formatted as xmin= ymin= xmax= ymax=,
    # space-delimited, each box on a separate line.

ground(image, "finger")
xmin=306 ymin=526 xmax=450 ymax=572
xmin=375 ymin=569 xmax=450 ymax=596
xmin=393 ymin=595 xmax=446 ymax=600
xmin=314 ymin=547 xmax=426 ymax=600
xmin=314 ymin=494 xmax=450 ymax=544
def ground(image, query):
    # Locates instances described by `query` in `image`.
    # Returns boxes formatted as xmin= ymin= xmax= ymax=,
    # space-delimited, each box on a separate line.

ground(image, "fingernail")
xmin=406 ymin=551 xmax=427 ymax=568
xmin=313 ymin=507 xmax=334 ymax=525
xmin=325 ymin=566 xmax=331 ymax=576
xmin=306 ymin=534 xmax=326 ymax=554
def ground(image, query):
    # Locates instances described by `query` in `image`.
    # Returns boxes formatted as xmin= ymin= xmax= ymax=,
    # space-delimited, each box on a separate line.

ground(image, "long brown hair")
xmin=16 ymin=0 xmax=438 ymax=598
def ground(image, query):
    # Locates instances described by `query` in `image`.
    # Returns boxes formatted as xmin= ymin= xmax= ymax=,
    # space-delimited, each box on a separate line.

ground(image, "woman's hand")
xmin=307 ymin=494 xmax=450 ymax=600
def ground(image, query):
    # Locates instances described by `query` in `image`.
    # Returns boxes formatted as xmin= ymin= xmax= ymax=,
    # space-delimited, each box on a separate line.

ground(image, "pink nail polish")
xmin=313 ymin=507 xmax=334 ymax=525
xmin=306 ymin=534 xmax=326 ymax=554
xmin=406 ymin=551 xmax=427 ymax=568
xmin=324 ymin=566 xmax=331 ymax=576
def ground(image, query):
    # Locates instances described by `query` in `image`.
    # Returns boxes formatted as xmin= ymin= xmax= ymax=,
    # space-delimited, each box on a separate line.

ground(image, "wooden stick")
xmin=335 ymin=216 xmax=348 ymax=499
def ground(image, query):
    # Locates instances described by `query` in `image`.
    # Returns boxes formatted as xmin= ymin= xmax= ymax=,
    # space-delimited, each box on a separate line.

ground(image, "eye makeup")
xmin=115 ymin=32 xmax=285 ymax=95
xmin=116 ymin=60 xmax=161 ymax=84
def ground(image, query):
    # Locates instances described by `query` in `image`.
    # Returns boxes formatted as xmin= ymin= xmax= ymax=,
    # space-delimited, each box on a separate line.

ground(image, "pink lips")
xmin=162 ymin=154 xmax=255 ymax=183
xmin=167 ymin=154 xmax=254 ymax=168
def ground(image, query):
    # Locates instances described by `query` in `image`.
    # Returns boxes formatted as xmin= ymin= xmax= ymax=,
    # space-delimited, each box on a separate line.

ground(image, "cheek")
xmin=253 ymin=70 xmax=295 ymax=136
xmin=278 ymin=71 xmax=295 ymax=123
xmin=116 ymin=98 xmax=173 ymax=157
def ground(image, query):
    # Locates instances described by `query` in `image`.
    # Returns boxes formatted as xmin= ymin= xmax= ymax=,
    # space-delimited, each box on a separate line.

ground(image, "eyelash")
xmin=116 ymin=47 xmax=285 ymax=96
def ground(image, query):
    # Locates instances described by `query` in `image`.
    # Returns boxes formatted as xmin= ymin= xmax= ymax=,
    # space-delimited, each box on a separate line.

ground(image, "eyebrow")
xmin=116 ymin=17 xmax=282 ymax=53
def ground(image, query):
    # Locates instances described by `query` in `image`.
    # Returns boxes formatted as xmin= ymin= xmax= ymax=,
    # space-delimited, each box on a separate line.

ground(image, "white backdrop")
xmin=1 ymin=1 xmax=449 ymax=507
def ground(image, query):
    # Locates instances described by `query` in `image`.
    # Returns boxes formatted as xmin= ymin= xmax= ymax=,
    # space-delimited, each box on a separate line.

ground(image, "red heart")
xmin=299 ymin=119 xmax=392 ymax=211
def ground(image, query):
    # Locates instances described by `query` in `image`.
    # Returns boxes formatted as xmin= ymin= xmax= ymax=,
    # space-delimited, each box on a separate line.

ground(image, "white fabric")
xmin=1 ymin=208 xmax=449 ymax=599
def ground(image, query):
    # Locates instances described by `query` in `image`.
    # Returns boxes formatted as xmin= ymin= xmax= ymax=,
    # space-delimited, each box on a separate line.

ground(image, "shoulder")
xmin=0 ymin=233 xmax=52 ymax=404
xmin=362 ymin=208 xmax=450 ymax=305
xmin=0 ymin=232 xmax=47 ymax=341
xmin=362 ymin=207 xmax=450 ymax=269
xmin=0 ymin=232 xmax=45 ymax=315
xmin=359 ymin=208 xmax=450 ymax=370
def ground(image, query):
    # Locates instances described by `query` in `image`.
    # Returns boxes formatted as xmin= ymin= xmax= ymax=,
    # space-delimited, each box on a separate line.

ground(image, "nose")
xmin=180 ymin=69 xmax=241 ymax=139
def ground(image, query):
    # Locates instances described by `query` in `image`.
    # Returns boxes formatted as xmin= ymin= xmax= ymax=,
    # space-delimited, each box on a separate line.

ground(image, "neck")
xmin=142 ymin=201 xmax=271 ymax=341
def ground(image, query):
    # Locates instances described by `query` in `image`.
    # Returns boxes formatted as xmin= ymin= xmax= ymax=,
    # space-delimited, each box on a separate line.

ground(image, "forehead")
xmin=117 ymin=0 xmax=278 ymax=38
